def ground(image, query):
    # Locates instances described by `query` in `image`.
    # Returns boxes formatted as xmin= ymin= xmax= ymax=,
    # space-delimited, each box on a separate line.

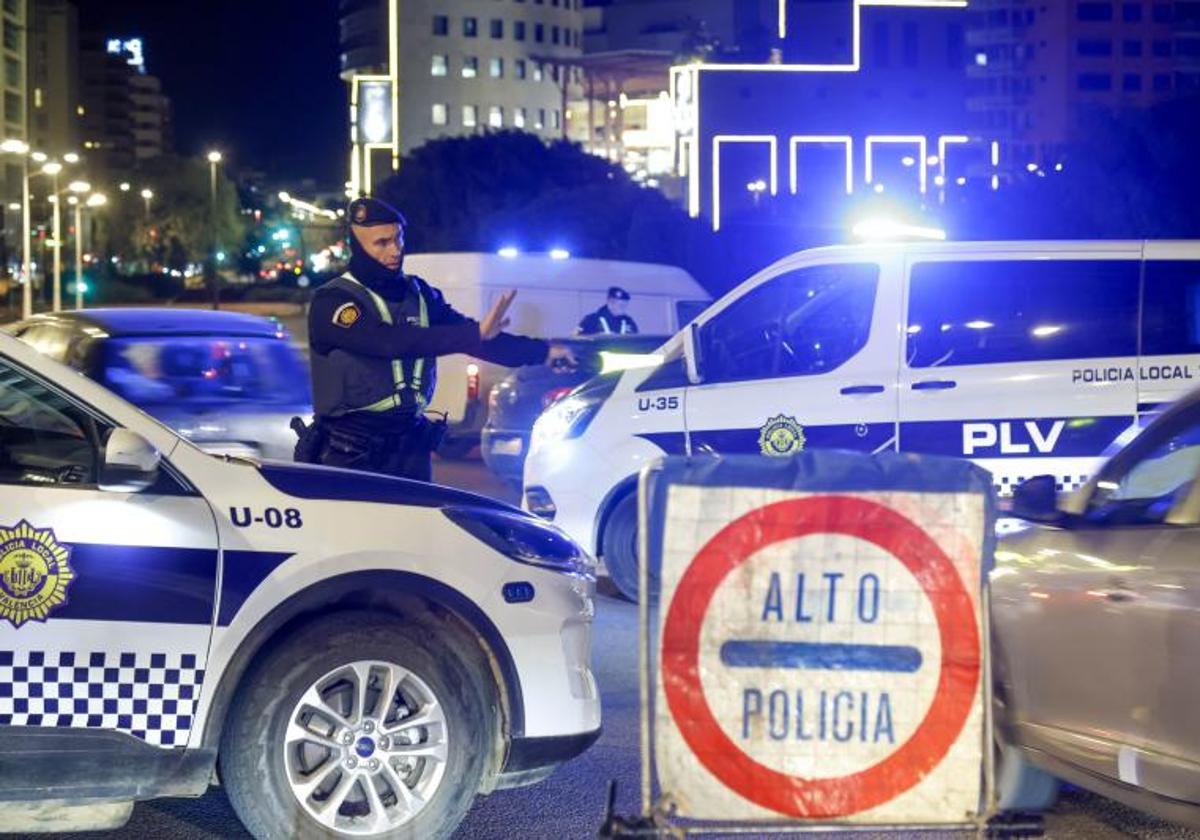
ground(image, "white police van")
xmin=524 ymin=240 xmax=1200 ymax=599
xmin=0 ymin=333 xmax=599 ymax=837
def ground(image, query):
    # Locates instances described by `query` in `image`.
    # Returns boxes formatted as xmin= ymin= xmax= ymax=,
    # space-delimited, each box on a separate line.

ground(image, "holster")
xmin=290 ymin=416 xmax=327 ymax=464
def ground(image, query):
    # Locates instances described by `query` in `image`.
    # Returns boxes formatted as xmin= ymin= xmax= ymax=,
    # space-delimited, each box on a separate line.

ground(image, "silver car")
xmin=7 ymin=308 xmax=311 ymax=459
xmin=994 ymin=392 xmax=1200 ymax=827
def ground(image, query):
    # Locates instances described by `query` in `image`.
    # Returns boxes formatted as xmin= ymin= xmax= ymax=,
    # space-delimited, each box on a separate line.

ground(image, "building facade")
xmin=129 ymin=72 xmax=170 ymax=161
xmin=79 ymin=34 xmax=171 ymax=177
xmin=967 ymin=0 xmax=1200 ymax=168
xmin=26 ymin=0 xmax=79 ymax=160
xmin=339 ymin=0 xmax=584 ymax=191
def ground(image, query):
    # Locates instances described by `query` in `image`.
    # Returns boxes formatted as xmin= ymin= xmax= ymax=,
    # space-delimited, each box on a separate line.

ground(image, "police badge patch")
xmin=758 ymin=414 xmax=806 ymax=457
xmin=0 ymin=521 xmax=74 ymax=628
xmin=333 ymin=302 xmax=361 ymax=328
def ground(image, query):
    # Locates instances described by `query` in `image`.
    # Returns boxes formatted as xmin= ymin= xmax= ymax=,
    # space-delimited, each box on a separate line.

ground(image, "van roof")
xmin=403 ymin=252 xmax=708 ymax=298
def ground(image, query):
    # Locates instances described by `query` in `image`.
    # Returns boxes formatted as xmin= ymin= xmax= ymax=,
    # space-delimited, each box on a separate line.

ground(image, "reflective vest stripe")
xmin=598 ymin=315 xmax=611 ymax=334
xmin=340 ymin=272 xmax=429 ymax=412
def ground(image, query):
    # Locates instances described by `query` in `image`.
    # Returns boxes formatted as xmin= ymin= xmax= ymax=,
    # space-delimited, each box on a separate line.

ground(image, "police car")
xmin=524 ymin=239 xmax=1200 ymax=600
xmin=0 ymin=332 xmax=599 ymax=836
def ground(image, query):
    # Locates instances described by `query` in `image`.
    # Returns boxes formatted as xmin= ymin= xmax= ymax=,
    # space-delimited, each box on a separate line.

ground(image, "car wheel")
xmin=220 ymin=612 xmax=495 ymax=840
xmin=602 ymin=492 xmax=642 ymax=602
xmin=995 ymin=742 xmax=1060 ymax=813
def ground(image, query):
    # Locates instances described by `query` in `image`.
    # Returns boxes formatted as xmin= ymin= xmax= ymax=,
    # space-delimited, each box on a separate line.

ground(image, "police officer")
xmin=300 ymin=196 xmax=576 ymax=482
xmin=577 ymin=286 xmax=638 ymax=335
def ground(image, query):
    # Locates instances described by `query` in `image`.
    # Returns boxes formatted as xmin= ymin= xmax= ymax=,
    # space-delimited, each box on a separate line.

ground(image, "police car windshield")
xmin=99 ymin=336 xmax=311 ymax=408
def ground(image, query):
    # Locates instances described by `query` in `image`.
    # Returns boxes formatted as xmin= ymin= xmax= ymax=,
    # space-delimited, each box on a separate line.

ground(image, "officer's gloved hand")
xmin=547 ymin=344 xmax=578 ymax=371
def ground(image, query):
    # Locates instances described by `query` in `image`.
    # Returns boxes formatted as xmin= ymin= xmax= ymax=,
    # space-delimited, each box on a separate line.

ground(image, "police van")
xmin=0 ymin=333 xmax=599 ymax=836
xmin=523 ymin=240 xmax=1200 ymax=600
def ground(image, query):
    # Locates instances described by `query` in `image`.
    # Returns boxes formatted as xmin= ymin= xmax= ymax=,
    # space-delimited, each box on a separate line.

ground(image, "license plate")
xmin=490 ymin=437 xmax=523 ymax=456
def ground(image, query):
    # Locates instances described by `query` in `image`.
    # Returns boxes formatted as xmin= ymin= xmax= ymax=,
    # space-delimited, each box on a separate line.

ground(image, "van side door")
xmin=1139 ymin=246 xmax=1200 ymax=421
xmin=898 ymin=252 xmax=1141 ymax=496
xmin=683 ymin=258 xmax=900 ymax=457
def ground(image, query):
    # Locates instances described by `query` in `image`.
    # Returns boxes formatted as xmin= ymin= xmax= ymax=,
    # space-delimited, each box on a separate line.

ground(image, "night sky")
xmin=73 ymin=0 xmax=348 ymax=187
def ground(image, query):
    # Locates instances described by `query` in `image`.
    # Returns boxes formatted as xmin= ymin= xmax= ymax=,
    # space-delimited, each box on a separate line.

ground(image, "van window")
xmin=701 ymin=264 xmax=878 ymax=384
xmin=1142 ymin=261 xmax=1200 ymax=356
xmin=906 ymin=260 xmax=1138 ymax=367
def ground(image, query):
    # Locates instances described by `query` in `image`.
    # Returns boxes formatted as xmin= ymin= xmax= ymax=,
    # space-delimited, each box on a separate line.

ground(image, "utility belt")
xmin=291 ymin=412 xmax=448 ymax=464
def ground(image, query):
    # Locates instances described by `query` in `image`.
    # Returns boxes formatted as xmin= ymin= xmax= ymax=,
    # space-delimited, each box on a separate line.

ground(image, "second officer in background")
xmin=300 ymin=196 xmax=575 ymax=481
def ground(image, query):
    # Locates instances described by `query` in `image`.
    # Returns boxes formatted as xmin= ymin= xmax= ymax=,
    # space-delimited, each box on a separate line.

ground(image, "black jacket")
xmin=309 ymin=273 xmax=548 ymax=420
xmin=577 ymin=305 xmax=638 ymax=336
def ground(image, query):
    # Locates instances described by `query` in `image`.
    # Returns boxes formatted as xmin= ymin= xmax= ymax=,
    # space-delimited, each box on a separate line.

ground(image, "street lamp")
xmin=69 ymin=189 xmax=107 ymax=310
xmin=140 ymin=188 xmax=153 ymax=217
xmin=119 ymin=182 xmax=131 ymax=192
xmin=42 ymin=161 xmax=65 ymax=312
xmin=0 ymin=139 xmax=33 ymax=318
xmin=207 ymin=150 xmax=223 ymax=309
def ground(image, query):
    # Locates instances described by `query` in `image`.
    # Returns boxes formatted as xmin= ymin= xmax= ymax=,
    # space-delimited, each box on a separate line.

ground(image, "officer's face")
xmin=608 ymin=296 xmax=629 ymax=315
xmin=352 ymin=223 xmax=405 ymax=271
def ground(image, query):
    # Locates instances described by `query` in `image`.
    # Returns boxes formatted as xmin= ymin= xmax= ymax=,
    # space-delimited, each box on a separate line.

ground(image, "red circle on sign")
xmin=660 ymin=495 xmax=981 ymax=818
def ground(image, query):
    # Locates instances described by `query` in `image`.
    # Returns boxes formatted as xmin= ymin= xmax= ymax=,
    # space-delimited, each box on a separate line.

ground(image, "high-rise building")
xmin=129 ymin=72 xmax=170 ymax=161
xmin=79 ymin=34 xmax=171 ymax=177
xmin=966 ymin=0 xmax=1200 ymax=168
xmin=338 ymin=0 xmax=584 ymax=191
xmin=26 ymin=0 xmax=80 ymax=160
xmin=583 ymin=0 xmax=774 ymax=58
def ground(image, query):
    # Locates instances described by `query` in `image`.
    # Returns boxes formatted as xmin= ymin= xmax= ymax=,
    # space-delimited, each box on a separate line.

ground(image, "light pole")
xmin=0 ymin=139 xmax=33 ymax=318
xmin=43 ymin=161 xmax=64 ymax=312
xmin=140 ymin=188 xmax=153 ymax=217
xmin=207 ymin=150 xmax=222 ymax=310
xmin=69 ymin=190 xmax=107 ymax=310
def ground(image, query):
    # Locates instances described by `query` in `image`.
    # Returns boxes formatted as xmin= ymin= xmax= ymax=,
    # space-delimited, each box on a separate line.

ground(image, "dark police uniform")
xmin=301 ymin=198 xmax=549 ymax=481
xmin=577 ymin=288 xmax=638 ymax=335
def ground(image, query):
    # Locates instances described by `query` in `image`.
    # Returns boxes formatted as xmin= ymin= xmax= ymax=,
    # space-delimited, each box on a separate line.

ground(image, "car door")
xmin=684 ymin=257 xmax=900 ymax=457
xmin=0 ymin=355 xmax=220 ymax=797
xmin=899 ymin=250 xmax=1141 ymax=496
xmin=1000 ymin=402 xmax=1200 ymax=788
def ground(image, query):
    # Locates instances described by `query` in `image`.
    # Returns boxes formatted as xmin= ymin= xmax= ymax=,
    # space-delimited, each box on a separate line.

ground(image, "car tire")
xmin=602 ymin=492 xmax=642 ymax=602
xmin=220 ymin=611 xmax=495 ymax=840
xmin=995 ymin=742 xmax=1060 ymax=813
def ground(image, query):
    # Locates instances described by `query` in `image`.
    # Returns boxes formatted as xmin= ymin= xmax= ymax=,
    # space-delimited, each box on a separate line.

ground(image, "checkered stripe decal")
xmin=995 ymin=473 xmax=1091 ymax=496
xmin=0 ymin=651 xmax=204 ymax=747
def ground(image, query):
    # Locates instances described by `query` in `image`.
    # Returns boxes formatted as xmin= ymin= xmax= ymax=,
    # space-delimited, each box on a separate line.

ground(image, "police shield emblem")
xmin=758 ymin=414 xmax=806 ymax=457
xmin=0 ymin=521 xmax=75 ymax=628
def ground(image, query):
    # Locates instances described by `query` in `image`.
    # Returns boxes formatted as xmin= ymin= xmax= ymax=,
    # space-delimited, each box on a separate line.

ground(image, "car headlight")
xmin=443 ymin=506 xmax=595 ymax=576
xmin=530 ymin=393 xmax=600 ymax=452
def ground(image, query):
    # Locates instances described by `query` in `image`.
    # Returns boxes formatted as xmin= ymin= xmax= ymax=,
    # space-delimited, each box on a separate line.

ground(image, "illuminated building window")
xmin=463 ymin=17 xmax=478 ymax=38
xmin=1077 ymin=2 xmax=1114 ymax=21
xmin=551 ymin=110 xmax=561 ymax=130
xmin=1123 ymin=73 xmax=1142 ymax=91
xmin=490 ymin=57 xmax=504 ymax=78
xmin=536 ymin=108 xmax=545 ymax=130
xmin=533 ymin=63 xmax=543 ymax=82
xmin=490 ymin=19 xmax=504 ymax=39
xmin=515 ymin=21 xmax=526 ymax=41
xmin=432 ymin=15 xmax=448 ymax=36
xmin=431 ymin=54 xmax=448 ymax=76
xmin=1078 ymin=39 xmax=1112 ymax=56
xmin=1124 ymin=40 xmax=1143 ymax=57
xmin=1078 ymin=73 xmax=1113 ymax=91
xmin=535 ymin=23 xmax=545 ymax=43
xmin=462 ymin=56 xmax=478 ymax=79
xmin=463 ymin=105 xmax=478 ymax=128
xmin=1123 ymin=3 xmax=1143 ymax=22
xmin=432 ymin=103 xmax=448 ymax=126
xmin=514 ymin=107 xmax=526 ymax=128
xmin=516 ymin=59 xmax=527 ymax=80
xmin=489 ymin=106 xmax=504 ymax=128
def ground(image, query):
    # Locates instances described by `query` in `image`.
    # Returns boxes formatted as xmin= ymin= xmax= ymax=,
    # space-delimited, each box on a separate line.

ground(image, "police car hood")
xmin=256 ymin=461 xmax=521 ymax=513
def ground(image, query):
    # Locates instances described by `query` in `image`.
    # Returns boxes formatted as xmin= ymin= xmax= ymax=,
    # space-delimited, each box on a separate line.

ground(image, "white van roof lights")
xmin=852 ymin=218 xmax=947 ymax=242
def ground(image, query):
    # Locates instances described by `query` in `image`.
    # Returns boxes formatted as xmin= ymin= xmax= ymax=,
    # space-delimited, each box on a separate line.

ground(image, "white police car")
xmin=525 ymin=239 xmax=1200 ymax=599
xmin=0 ymin=332 xmax=599 ymax=837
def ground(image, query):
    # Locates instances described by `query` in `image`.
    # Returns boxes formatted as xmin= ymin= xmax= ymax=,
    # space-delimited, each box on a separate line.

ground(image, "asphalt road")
xmin=14 ymin=461 xmax=1200 ymax=840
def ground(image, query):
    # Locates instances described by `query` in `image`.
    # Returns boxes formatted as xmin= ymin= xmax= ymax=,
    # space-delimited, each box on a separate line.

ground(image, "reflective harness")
xmin=598 ymin=314 xmax=633 ymax=335
xmin=340 ymin=272 xmax=429 ymax=412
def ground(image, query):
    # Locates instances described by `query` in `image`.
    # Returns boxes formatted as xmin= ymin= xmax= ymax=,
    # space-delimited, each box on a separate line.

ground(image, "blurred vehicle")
xmin=993 ymin=389 xmax=1200 ymax=827
xmin=403 ymin=252 xmax=708 ymax=457
xmin=482 ymin=334 xmax=668 ymax=484
xmin=6 ymin=308 xmax=311 ymax=459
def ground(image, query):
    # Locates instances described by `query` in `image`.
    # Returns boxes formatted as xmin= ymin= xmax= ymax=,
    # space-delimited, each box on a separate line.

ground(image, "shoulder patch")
xmin=333 ymin=302 xmax=361 ymax=328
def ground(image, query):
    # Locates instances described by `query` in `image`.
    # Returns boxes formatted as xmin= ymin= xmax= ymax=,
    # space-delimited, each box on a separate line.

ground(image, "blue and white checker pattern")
xmin=0 ymin=651 xmax=204 ymax=747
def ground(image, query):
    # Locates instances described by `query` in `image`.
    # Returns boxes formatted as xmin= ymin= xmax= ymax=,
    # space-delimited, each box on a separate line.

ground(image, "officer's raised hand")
xmin=480 ymin=290 xmax=517 ymax=340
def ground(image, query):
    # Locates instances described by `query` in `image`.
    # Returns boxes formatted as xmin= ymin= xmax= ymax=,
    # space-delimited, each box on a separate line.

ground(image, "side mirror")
xmin=100 ymin=428 xmax=161 ymax=493
xmin=1010 ymin=475 xmax=1062 ymax=523
xmin=683 ymin=322 xmax=705 ymax=385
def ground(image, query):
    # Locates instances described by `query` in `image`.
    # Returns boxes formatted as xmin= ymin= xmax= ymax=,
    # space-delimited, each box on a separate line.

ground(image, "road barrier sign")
xmin=641 ymin=452 xmax=994 ymax=829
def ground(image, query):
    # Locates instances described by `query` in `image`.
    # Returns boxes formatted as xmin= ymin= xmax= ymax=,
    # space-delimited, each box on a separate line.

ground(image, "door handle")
xmin=840 ymin=384 xmax=885 ymax=395
xmin=911 ymin=379 xmax=957 ymax=391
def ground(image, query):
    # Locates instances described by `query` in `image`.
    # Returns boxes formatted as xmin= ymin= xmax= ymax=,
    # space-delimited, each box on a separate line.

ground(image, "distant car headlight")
xmin=531 ymin=394 xmax=600 ymax=452
xmin=443 ymin=506 xmax=594 ymax=576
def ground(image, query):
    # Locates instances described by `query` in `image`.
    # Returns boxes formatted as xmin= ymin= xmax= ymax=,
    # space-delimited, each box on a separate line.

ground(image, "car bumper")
xmin=480 ymin=429 xmax=529 ymax=482
xmin=495 ymin=728 xmax=602 ymax=789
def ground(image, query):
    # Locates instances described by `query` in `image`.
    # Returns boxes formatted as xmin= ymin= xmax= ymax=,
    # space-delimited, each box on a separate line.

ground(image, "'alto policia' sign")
xmin=645 ymin=451 xmax=992 ymax=826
